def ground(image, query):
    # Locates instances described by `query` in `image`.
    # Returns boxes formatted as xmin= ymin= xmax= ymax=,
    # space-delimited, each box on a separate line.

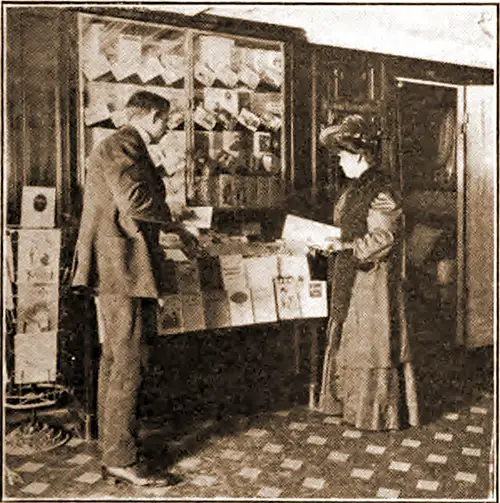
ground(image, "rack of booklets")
xmin=5 ymin=186 xmax=70 ymax=456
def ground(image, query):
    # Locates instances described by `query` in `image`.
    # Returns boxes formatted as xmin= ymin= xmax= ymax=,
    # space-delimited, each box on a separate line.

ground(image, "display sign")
xmin=21 ymin=187 xmax=56 ymax=229
xmin=14 ymin=331 xmax=57 ymax=384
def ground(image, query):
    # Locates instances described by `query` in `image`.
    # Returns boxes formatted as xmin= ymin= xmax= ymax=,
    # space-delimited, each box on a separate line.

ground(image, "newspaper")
xmin=282 ymin=214 xmax=341 ymax=249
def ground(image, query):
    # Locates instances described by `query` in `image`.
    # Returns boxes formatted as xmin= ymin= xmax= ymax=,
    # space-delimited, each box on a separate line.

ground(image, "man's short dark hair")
xmin=125 ymin=91 xmax=170 ymax=114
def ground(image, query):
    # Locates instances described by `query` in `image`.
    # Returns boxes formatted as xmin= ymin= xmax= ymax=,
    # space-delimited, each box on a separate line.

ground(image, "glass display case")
xmin=78 ymin=13 xmax=286 ymax=215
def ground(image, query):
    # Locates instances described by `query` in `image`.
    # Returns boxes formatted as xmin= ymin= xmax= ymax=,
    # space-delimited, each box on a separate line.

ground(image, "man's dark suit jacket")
xmin=72 ymin=125 xmax=171 ymax=298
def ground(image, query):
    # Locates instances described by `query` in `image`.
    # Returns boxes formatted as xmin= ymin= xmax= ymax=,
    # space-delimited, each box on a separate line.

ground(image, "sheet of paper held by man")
xmin=282 ymin=214 xmax=341 ymax=249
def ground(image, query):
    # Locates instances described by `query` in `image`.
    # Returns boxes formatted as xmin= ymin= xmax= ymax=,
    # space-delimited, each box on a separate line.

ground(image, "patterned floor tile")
xmin=220 ymin=449 xmax=244 ymax=461
xmin=262 ymin=442 xmax=283 ymax=453
xmin=351 ymin=468 xmax=374 ymax=480
xmin=466 ymin=425 xmax=484 ymax=434
xmin=257 ymin=486 xmax=283 ymax=498
xmin=21 ymin=482 xmax=50 ymax=495
xmin=307 ymin=435 xmax=327 ymax=445
xmin=377 ymin=487 xmax=400 ymax=498
xmin=416 ymin=480 xmax=439 ymax=491
xmin=462 ymin=447 xmax=481 ymax=457
xmin=427 ymin=454 xmax=448 ymax=464
xmin=18 ymin=462 xmax=44 ymax=473
xmin=239 ymin=467 xmax=261 ymax=480
xmin=328 ymin=450 xmax=350 ymax=462
xmin=177 ymin=457 xmax=202 ymax=470
xmin=444 ymin=412 xmax=459 ymax=421
xmin=343 ymin=429 xmax=362 ymax=439
xmin=75 ymin=472 xmax=102 ymax=484
xmin=455 ymin=472 xmax=477 ymax=483
xmin=288 ymin=422 xmax=308 ymax=431
xmin=366 ymin=444 xmax=386 ymax=455
xmin=323 ymin=416 xmax=342 ymax=425
xmin=191 ymin=475 xmax=217 ymax=486
xmin=434 ymin=432 xmax=453 ymax=441
xmin=302 ymin=476 xmax=325 ymax=490
xmin=389 ymin=461 xmax=411 ymax=472
xmin=67 ymin=454 xmax=94 ymax=465
xmin=67 ymin=438 xmax=85 ymax=448
xmin=280 ymin=458 xmax=303 ymax=471
xmin=401 ymin=438 xmax=421 ymax=448
xmin=245 ymin=428 xmax=268 ymax=438
xmin=470 ymin=407 xmax=488 ymax=415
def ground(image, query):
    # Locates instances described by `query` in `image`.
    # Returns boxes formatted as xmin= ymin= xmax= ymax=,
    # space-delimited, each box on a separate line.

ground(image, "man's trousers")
xmin=96 ymin=295 xmax=155 ymax=467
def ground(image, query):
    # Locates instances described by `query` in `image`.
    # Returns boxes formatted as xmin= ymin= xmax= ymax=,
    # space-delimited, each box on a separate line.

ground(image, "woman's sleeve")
xmin=352 ymin=192 xmax=402 ymax=262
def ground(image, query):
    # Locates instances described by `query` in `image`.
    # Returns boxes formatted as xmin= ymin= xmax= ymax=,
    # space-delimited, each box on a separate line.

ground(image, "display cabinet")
xmin=78 ymin=13 xmax=286 ymax=216
xmin=309 ymin=46 xmax=384 ymax=220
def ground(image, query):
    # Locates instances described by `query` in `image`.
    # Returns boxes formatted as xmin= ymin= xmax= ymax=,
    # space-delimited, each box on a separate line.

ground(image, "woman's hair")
xmin=319 ymin=114 xmax=378 ymax=164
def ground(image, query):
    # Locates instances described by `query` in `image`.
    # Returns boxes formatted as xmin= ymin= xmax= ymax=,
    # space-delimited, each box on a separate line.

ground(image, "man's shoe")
xmin=102 ymin=465 xmax=182 ymax=487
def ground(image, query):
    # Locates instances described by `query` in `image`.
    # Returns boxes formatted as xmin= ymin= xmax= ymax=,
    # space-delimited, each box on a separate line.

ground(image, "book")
xmin=237 ymin=108 xmax=261 ymax=132
xmin=279 ymin=254 xmax=310 ymax=282
xmin=250 ymin=286 xmax=278 ymax=323
xmin=198 ymin=256 xmax=224 ymax=291
xmin=138 ymin=55 xmax=164 ymax=83
xmin=82 ymin=54 xmax=112 ymax=81
xmin=274 ymin=277 xmax=302 ymax=320
xmin=194 ymin=61 xmax=216 ymax=87
xmin=157 ymin=295 xmax=184 ymax=335
xmin=17 ymin=229 xmax=61 ymax=284
xmin=17 ymin=282 xmax=59 ymax=334
xmin=244 ymin=255 xmax=278 ymax=291
xmin=238 ymin=65 xmax=260 ymax=89
xmin=219 ymin=254 xmax=247 ymax=291
xmin=203 ymin=290 xmax=232 ymax=329
xmin=282 ymin=214 xmax=342 ymax=249
xmin=14 ymin=331 xmax=57 ymax=384
xmin=227 ymin=287 xmax=254 ymax=326
xmin=21 ymin=186 xmax=56 ymax=229
xmin=204 ymin=88 xmax=239 ymax=117
xmin=175 ymin=261 xmax=201 ymax=294
xmin=181 ymin=294 xmax=206 ymax=332
xmin=299 ymin=281 xmax=328 ymax=319
xmin=194 ymin=105 xmax=217 ymax=130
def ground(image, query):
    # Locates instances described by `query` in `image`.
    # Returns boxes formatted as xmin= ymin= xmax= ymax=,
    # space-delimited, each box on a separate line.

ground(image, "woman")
xmin=316 ymin=114 xmax=419 ymax=431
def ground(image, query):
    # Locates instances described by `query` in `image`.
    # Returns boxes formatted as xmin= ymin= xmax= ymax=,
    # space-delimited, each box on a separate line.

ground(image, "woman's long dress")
xmin=318 ymin=169 xmax=419 ymax=431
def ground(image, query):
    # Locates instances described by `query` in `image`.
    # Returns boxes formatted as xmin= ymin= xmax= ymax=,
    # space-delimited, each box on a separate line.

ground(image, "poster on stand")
xmin=14 ymin=331 xmax=57 ymax=384
xmin=17 ymin=229 xmax=61 ymax=284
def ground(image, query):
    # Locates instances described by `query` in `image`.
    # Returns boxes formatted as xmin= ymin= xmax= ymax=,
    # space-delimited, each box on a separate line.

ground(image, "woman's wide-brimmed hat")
xmin=319 ymin=114 xmax=374 ymax=153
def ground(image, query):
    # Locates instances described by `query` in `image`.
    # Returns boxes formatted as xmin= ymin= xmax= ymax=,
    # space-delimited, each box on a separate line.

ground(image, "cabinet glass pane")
xmin=191 ymin=33 xmax=285 ymax=209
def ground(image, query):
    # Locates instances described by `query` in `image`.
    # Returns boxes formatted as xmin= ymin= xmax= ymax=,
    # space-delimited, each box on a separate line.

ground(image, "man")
xmin=72 ymin=91 xmax=194 ymax=486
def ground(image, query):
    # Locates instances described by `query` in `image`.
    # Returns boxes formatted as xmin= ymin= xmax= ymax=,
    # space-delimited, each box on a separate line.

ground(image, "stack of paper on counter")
xmin=175 ymin=261 xmax=201 ymax=294
xmin=227 ymin=288 xmax=254 ymax=326
xmin=299 ymin=280 xmax=328 ymax=318
xmin=245 ymin=256 xmax=279 ymax=323
xmin=158 ymin=295 xmax=184 ymax=335
xmin=282 ymin=214 xmax=341 ymax=249
xmin=181 ymin=294 xmax=206 ymax=332
xmin=274 ymin=277 xmax=302 ymax=320
xmin=279 ymin=254 xmax=310 ymax=282
xmin=219 ymin=254 xmax=247 ymax=290
xmin=203 ymin=290 xmax=232 ymax=329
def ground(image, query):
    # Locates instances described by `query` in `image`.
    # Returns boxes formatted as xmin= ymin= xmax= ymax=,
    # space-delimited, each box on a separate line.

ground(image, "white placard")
xmin=17 ymin=229 xmax=61 ymax=284
xmin=21 ymin=187 xmax=56 ymax=229
xmin=15 ymin=331 xmax=57 ymax=384
xmin=282 ymin=214 xmax=341 ymax=249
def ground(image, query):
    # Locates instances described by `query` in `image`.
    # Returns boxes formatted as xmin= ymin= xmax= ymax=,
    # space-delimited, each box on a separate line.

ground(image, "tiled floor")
xmin=5 ymin=298 xmax=496 ymax=500
xmin=6 ymin=389 xmax=494 ymax=499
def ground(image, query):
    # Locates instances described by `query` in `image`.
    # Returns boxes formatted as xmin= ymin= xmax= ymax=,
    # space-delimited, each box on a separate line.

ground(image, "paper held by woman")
xmin=282 ymin=214 xmax=341 ymax=250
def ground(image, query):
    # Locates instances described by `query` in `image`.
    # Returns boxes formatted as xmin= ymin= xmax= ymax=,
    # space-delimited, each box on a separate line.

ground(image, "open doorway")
xmin=397 ymin=81 xmax=459 ymax=345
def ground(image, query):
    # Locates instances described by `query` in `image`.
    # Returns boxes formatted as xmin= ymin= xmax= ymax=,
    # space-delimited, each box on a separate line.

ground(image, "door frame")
xmin=394 ymin=76 xmax=466 ymax=345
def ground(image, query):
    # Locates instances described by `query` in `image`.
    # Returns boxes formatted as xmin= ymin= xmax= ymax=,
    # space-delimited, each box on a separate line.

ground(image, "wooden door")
xmin=462 ymin=85 xmax=496 ymax=348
